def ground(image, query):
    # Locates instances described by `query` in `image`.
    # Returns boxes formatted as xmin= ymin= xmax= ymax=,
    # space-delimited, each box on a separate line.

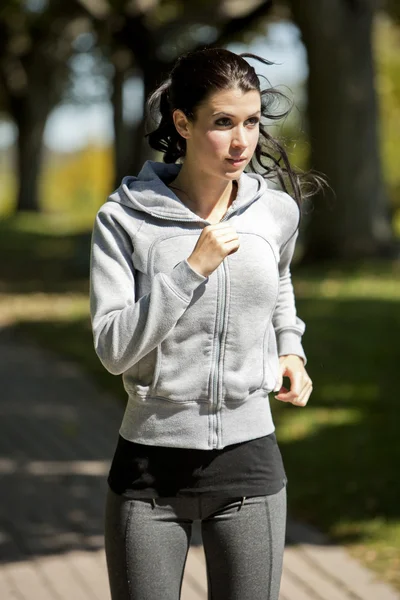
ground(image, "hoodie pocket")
xmin=149 ymin=325 xmax=214 ymax=402
xmin=122 ymin=335 xmax=213 ymax=402
xmin=122 ymin=347 xmax=158 ymax=396
xmin=146 ymin=289 xmax=217 ymax=402
xmin=221 ymin=325 xmax=266 ymax=401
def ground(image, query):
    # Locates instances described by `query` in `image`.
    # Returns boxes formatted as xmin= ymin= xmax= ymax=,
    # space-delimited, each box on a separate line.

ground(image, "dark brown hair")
xmin=146 ymin=47 xmax=323 ymax=208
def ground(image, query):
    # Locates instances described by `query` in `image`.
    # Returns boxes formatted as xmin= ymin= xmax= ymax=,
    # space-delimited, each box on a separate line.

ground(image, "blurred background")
xmin=1 ymin=0 xmax=400 ymax=593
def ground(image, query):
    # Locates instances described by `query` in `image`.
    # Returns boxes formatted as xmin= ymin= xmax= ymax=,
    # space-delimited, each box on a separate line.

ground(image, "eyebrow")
xmin=212 ymin=111 xmax=261 ymax=118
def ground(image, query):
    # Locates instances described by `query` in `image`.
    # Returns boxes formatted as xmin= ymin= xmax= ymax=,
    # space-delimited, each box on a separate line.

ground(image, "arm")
xmin=89 ymin=208 xmax=207 ymax=375
xmin=272 ymin=227 xmax=307 ymax=366
xmin=272 ymin=227 xmax=313 ymax=406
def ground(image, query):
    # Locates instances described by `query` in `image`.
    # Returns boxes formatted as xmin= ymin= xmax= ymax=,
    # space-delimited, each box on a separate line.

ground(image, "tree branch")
xmin=209 ymin=0 xmax=273 ymax=48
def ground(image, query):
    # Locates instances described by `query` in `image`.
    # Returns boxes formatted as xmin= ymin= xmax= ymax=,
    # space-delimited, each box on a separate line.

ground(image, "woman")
xmin=90 ymin=47 xmax=316 ymax=600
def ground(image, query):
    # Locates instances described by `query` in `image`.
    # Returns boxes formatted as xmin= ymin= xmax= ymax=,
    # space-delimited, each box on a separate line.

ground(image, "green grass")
xmin=271 ymin=261 xmax=400 ymax=588
xmin=0 ymin=212 xmax=126 ymax=399
xmin=1 ymin=212 xmax=400 ymax=589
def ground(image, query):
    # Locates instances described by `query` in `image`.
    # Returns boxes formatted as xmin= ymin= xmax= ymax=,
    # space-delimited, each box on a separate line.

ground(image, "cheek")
xmin=249 ymin=128 xmax=260 ymax=151
xmin=204 ymin=130 xmax=231 ymax=153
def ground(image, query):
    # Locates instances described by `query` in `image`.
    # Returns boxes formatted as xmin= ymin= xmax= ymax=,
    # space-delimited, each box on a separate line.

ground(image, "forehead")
xmin=199 ymin=88 xmax=261 ymax=115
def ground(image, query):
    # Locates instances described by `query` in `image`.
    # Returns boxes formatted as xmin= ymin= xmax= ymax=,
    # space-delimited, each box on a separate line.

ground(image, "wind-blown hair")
xmin=146 ymin=47 xmax=323 ymax=208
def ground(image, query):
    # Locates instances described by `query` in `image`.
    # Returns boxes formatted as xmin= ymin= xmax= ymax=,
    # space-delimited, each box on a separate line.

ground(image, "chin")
xmin=222 ymin=164 xmax=247 ymax=178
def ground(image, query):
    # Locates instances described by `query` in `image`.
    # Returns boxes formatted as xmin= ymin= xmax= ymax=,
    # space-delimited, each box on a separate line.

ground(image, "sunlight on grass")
xmin=277 ymin=407 xmax=362 ymax=442
xmin=296 ymin=273 xmax=400 ymax=300
xmin=0 ymin=293 xmax=89 ymax=327
xmin=2 ymin=210 xmax=94 ymax=235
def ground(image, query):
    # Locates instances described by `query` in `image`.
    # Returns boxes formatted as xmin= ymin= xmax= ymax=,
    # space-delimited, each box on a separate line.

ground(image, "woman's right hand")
xmin=187 ymin=223 xmax=240 ymax=278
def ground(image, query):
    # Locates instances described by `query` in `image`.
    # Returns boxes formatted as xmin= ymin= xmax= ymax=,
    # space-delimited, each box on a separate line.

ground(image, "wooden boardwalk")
xmin=0 ymin=329 xmax=398 ymax=600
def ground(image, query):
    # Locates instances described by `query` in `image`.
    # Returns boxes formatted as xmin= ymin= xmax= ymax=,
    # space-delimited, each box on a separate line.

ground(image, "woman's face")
xmin=175 ymin=87 xmax=261 ymax=181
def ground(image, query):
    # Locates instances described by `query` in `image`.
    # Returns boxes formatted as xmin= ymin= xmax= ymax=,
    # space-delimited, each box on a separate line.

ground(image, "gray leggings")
xmin=104 ymin=485 xmax=287 ymax=600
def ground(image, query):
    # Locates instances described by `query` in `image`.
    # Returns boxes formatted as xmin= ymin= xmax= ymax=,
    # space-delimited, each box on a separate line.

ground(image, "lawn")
xmin=274 ymin=266 xmax=400 ymax=587
xmin=1 ymin=212 xmax=400 ymax=589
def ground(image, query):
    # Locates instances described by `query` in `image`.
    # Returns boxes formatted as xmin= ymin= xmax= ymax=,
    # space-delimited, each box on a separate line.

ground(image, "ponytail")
xmin=146 ymin=79 xmax=186 ymax=163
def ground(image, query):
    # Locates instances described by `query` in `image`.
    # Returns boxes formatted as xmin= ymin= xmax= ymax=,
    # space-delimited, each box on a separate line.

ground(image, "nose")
xmin=231 ymin=125 xmax=248 ymax=149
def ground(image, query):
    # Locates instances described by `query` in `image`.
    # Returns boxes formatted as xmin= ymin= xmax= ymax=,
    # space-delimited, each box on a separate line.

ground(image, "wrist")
xmin=280 ymin=354 xmax=305 ymax=365
xmin=187 ymin=256 xmax=207 ymax=278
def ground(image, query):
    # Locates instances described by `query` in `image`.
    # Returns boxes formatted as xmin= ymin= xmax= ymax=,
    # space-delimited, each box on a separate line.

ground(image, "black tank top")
xmin=107 ymin=432 xmax=287 ymax=498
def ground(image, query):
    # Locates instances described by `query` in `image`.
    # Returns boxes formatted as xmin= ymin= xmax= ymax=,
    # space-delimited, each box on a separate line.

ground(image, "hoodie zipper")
xmin=211 ymin=259 xmax=229 ymax=448
xmin=147 ymin=206 xmax=235 ymax=449
xmin=209 ymin=207 xmax=234 ymax=448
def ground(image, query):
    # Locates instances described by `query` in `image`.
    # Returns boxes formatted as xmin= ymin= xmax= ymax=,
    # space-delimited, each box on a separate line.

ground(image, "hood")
xmin=107 ymin=160 xmax=268 ymax=223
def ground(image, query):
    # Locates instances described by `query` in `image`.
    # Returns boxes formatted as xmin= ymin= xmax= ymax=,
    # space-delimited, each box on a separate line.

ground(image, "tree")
xmin=0 ymin=0 xmax=275 ymax=211
xmin=0 ymin=1 xmax=90 ymax=212
xmin=288 ymin=0 xmax=395 ymax=261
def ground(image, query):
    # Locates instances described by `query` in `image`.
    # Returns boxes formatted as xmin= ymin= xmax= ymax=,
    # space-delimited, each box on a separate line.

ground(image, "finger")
xmin=277 ymin=370 xmax=302 ymax=403
xmin=213 ymin=227 xmax=238 ymax=238
xmin=225 ymin=240 xmax=240 ymax=255
xmin=215 ymin=231 xmax=239 ymax=243
xmin=293 ymin=388 xmax=311 ymax=407
xmin=274 ymin=386 xmax=291 ymax=403
xmin=292 ymin=381 xmax=313 ymax=407
xmin=291 ymin=370 xmax=303 ymax=396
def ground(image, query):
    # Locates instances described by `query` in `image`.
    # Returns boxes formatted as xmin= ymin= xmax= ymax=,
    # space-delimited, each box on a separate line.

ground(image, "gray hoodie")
xmin=90 ymin=160 xmax=306 ymax=450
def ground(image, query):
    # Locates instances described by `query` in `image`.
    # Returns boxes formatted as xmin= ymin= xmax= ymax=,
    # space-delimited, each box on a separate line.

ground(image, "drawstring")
xmin=151 ymin=498 xmax=156 ymax=509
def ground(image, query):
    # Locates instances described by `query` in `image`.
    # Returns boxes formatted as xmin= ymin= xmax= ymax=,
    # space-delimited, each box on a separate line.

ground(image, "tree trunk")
xmin=15 ymin=102 xmax=47 ymax=212
xmin=112 ymin=61 xmax=163 ymax=182
xmin=130 ymin=70 xmax=162 ymax=175
xmin=289 ymin=0 xmax=395 ymax=261
xmin=112 ymin=63 xmax=127 ymax=187
xmin=130 ymin=114 xmax=156 ymax=176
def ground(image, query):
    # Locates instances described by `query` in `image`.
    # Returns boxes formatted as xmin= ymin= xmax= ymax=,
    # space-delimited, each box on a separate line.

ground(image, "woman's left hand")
xmin=273 ymin=355 xmax=312 ymax=407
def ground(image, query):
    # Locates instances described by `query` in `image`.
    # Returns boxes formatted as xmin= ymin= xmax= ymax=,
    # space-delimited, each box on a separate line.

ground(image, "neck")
xmin=169 ymin=158 xmax=236 ymax=221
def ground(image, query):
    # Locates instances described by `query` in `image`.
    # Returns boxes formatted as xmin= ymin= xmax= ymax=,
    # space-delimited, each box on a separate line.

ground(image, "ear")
xmin=172 ymin=109 xmax=191 ymax=140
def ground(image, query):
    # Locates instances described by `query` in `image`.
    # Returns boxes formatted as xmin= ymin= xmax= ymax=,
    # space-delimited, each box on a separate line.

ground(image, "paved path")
xmin=0 ymin=328 xmax=398 ymax=600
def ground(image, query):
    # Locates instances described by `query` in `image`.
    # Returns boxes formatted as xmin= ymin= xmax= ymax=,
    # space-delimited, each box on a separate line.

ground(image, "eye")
xmin=246 ymin=117 xmax=260 ymax=126
xmin=215 ymin=118 xmax=232 ymax=127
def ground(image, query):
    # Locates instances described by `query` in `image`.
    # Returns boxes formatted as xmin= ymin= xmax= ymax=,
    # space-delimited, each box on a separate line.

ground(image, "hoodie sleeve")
xmin=89 ymin=208 xmax=207 ymax=375
xmin=272 ymin=227 xmax=307 ymax=366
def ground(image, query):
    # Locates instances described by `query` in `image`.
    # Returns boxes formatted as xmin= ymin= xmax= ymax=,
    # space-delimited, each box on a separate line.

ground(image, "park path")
xmin=0 ymin=327 xmax=398 ymax=600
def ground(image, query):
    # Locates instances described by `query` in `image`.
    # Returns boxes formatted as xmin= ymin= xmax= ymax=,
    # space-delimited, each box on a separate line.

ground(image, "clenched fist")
xmin=187 ymin=223 xmax=239 ymax=278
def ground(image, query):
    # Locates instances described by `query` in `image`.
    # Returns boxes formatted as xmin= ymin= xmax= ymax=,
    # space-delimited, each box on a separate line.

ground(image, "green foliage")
xmin=374 ymin=14 xmax=400 ymax=209
xmin=0 ymin=144 xmax=113 ymax=220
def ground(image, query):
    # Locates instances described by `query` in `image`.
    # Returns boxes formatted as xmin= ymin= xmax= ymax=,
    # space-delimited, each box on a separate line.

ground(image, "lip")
xmin=226 ymin=157 xmax=247 ymax=165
